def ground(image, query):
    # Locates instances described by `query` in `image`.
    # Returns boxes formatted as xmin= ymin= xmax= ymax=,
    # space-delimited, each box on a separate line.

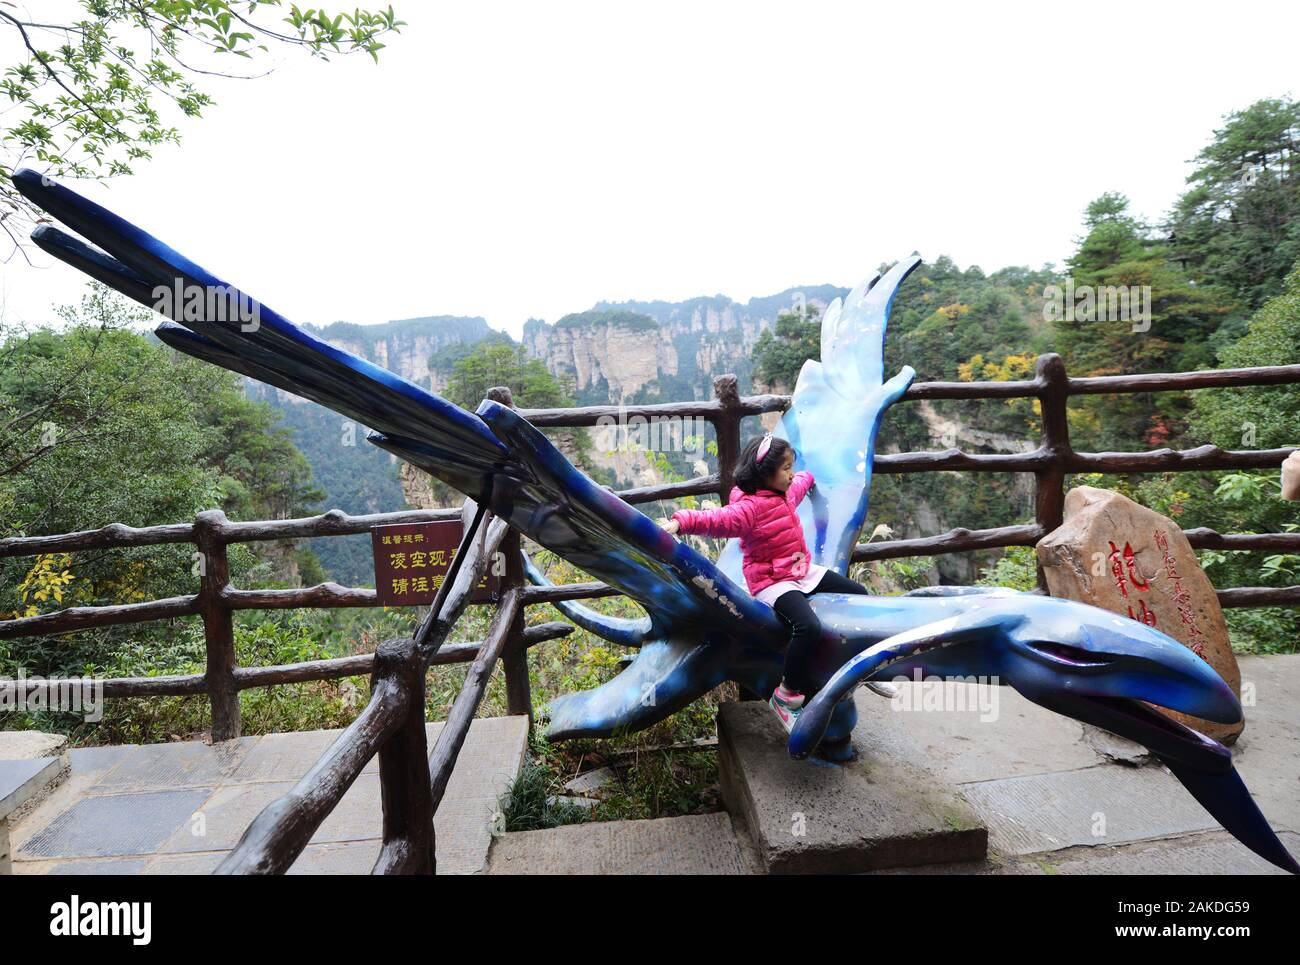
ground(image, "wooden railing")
xmin=3 ymin=356 xmax=1299 ymax=872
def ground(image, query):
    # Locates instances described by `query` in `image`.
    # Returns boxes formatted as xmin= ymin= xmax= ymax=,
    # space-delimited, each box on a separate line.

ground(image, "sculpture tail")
xmin=1157 ymin=754 xmax=1300 ymax=874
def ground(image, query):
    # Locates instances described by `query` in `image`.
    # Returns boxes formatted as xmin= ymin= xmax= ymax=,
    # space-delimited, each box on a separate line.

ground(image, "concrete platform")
xmin=718 ymin=701 xmax=988 ymax=874
xmin=9 ymin=716 xmax=529 ymax=875
xmin=487 ymin=812 xmax=758 ymax=874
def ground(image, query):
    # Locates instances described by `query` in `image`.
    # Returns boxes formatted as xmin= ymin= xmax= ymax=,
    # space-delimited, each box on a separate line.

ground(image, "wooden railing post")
xmin=372 ymin=635 xmax=434 ymax=874
xmin=486 ymin=385 xmax=533 ymax=724
xmin=712 ymin=372 xmax=764 ymax=701
xmin=713 ymin=374 xmax=741 ymax=505
xmin=500 ymin=529 xmax=532 ymax=723
xmin=195 ymin=509 xmax=240 ymax=741
xmin=1033 ymin=354 xmax=1072 ymax=592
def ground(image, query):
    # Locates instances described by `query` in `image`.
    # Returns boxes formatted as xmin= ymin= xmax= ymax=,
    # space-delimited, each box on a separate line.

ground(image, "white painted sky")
xmin=2 ymin=0 xmax=1298 ymax=339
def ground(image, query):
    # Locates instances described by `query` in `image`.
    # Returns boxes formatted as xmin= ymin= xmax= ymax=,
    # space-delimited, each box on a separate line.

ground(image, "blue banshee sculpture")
xmin=12 ymin=167 xmax=1297 ymax=874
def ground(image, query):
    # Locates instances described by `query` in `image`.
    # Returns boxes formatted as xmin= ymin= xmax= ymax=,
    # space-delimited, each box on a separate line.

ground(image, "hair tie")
xmin=756 ymin=432 xmax=773 ymax=461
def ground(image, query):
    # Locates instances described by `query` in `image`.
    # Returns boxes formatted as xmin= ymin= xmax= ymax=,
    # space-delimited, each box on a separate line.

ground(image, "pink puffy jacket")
xmin=671 ymin=470 xmax=816 ymax=596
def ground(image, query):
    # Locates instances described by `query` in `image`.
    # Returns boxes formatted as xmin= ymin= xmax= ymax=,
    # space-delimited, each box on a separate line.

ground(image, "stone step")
xmin=1 ymin=732 xmax=72 ymax=875
xmin=486 ymin=812 xmax=758 ymax=874
xmin=10 ymin=716 xmax=529 ymax=875
xmin=717 ymin=701 xmax=988 ymax=874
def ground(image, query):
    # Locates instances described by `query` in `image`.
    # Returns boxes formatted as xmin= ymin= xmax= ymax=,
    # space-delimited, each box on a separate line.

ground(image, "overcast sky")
xmin=3 ymin=0 xmax=1298 ymax=340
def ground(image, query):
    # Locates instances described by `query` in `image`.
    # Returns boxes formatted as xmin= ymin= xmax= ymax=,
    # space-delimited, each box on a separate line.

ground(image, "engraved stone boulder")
xmin=1036 ymin=486 xmax=1243 ymax=744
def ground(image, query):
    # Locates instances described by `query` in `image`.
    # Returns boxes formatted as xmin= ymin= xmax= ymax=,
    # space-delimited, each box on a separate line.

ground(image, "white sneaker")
xmin=768 ymin=687 xmax=805 ymax=734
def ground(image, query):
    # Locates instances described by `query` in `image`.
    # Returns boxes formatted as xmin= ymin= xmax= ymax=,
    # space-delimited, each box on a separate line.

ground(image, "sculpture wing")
xmin=12 ymin=169 xmax=783 ymax=645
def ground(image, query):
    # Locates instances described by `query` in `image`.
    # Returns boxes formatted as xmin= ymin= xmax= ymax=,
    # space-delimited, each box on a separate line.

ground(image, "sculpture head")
xmin=792 ymin=593 xmax=1242 ymax=760
xmin=998 ymin=599 xmax=1243 ymax=726
xmin=867 ymin=596 xmax=1243 ymax=727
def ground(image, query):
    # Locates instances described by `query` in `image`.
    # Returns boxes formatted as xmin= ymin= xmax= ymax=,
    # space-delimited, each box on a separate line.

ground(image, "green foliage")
xmin=0 ymin=283 xmax=329 ymax=680
xmin=242 ymin=380 xmax=405 ymax=586
xmin=498 ymin=748 xmax=594 ymax=832
xmin=67 ymin=609 xmax=371 ymax=745
xmin=1 ymin=287 xmax=221 ymax=539
xmin=445 ymin=340 xmax=575 ymax=411
xmin=753 ymin=306 xmax=821 ymax=390
xmin=887 ymin=256 xmax=1049 ymax=384
xmin=1169 ymin=97 xmax=1300 ymax=310
xmin=1 ymin=1 xmax=404 ymax=256
xmin=1052 ymin=193 xmax=1235 ymax=452
xmin=1189 ymin=261 xmax=1300 ymax=452
xmin=975 ymin=546 xmax=1039 ymax=592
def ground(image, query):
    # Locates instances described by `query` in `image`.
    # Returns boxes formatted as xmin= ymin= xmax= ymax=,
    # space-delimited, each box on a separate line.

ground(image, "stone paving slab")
xmin=864 ymin=831 xmax=1300 ymax=875
xmin=958 ymin=765 xmax=1221 ymax=855
xmin=139 ymin=841 xmax=388 ymax=875
xmin=0 ymin=731 xmax=67 ymax=761
xmin=1034 ymin=830 xmax=1300 ymax=875
xmin=20 ymin=788 xmax=215 ymax=859
xmin=850 ymin=680 xmax=1103 ymax=784
xmin=1223 ymin=654 xmax=1300 ymax=834
xmin=68 ymin=744 xmax=139 ymax=780
xmin=44 ymin=856 xmax=153 ymax=875
xmin=854 ymin=655 xmax=1299 ymax=863
xmin=225 ymin=729 xmax=383 ymax=783
xmin=0 ymin=732 xmax=72 ymax=836
xmin=487 ymin=813 xmax=754 ymax=874
xmin=160 ymin=780 xmax=295 ymax=854
xmin=91 ymin=736 xmax=257 ymax=792
xmin=11 ymin=716 xmax=530 ymax=874
xmin=718 ymin=701 xmax=987 ymax=874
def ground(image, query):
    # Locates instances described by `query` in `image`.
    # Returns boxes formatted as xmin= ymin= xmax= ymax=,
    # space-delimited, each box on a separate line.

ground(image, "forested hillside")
xmin=750 ymin=96 xmax=1300 ymax=644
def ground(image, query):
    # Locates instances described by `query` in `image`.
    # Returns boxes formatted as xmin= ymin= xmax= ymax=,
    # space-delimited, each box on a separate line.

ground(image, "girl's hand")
xmin=659 ymin=517 xmax=680 ymax=534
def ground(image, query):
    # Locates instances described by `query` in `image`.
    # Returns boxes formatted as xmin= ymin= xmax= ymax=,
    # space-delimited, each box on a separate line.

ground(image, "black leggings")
xmin=772 ymin=569 xmax=871 ymax=695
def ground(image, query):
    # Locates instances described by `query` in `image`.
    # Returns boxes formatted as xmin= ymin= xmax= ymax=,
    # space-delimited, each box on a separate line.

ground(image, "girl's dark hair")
xmin=733 ymin=434 xmax=794 ymax=494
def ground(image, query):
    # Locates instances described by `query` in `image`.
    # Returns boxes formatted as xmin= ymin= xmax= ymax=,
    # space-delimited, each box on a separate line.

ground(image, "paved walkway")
xmin=10 ymin=716 xmax=528 ymax=875
xmin=485 ymin=654 xmax=1299 ymax=874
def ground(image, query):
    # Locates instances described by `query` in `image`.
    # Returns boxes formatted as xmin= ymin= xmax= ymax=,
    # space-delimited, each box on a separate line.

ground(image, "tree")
xmin=1190 ymin=259 xmax=1300 ymax=453
xmin=1052 ymin=194 xmax=1234 ymax=451
xmin=0 ymin=283 xmax=327 ymax=655
xmin=1168 ymin=97 xmax=1300 ymax=310
xmin=752 ymin=304 xmax=821 ymax=392
xmin=1122 ymin=260 xmax=1300 ymax=654
xmin=445 ymin=341 xmax=575 ymax=411
xmin=1 ymin=282 xmax=323 ymax=533
xmin=1 ymin=1 xmax=404 ymax=259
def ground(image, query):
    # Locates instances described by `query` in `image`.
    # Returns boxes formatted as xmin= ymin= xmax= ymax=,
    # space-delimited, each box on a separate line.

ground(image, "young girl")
xmin=659 ymin=431 xmax=870 ymax=733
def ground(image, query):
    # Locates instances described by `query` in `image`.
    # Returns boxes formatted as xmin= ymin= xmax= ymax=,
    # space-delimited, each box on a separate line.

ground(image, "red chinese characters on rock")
xmin=1153 ymin=529 xmax=1208 ymax=659
xmin=1108 ymin=539 xmax=1157 ymax=627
